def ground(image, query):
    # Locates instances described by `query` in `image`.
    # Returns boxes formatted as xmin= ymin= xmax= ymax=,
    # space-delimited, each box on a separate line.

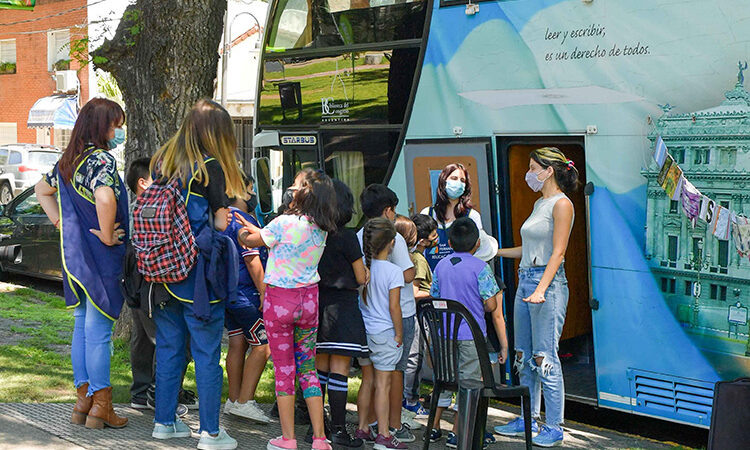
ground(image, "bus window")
xmin=265 ymin=0 xmax=426 ymax=51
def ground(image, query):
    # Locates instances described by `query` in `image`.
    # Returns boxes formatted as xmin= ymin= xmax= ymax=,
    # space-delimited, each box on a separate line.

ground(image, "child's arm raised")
xmin=389 ymin=287 xmax=403 ymax=347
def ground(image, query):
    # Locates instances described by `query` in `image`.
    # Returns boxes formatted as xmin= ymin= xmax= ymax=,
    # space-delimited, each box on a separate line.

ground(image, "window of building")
xmin=667 ymin=235 xmax=678 ymax=261
xmin=710 ymin=284 xmax=718 ymax=300
xmin=47 ymin=29 xmax=71 ymax=71
xmin=53 ymin=128 xmax=71 ymax=150
xmin=0 ymin=123 xmax=16 ymax=145
xmin=684 ymin=281 xmax=693 ymax=296
xmin=672 ymin=148 xmax=685 ymax=164
xmin=720 ymin=200 xmax=730 ymax=209
xmin=692 ymin=237 xmax=702 ymax=258
xmin=669 ymin=200 xmax=679 ymax=213
xmin=661 ymin=277 xmax=668 ymax=292
xmin=693 ymin=148 xmax=710 ymax=165
xmin=719 ymin=285 xmax=727 ymax=301
xmin=0 ymin=39 xmax=17 ymax=74
xmin=668 ymin=278 xmax=676 ymax=293
xmin=718 ymin=239 xmax=729 ymax=268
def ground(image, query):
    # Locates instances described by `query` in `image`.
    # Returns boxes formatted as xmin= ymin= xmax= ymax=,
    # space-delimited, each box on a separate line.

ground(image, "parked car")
xmin=0 ymin=186 xmax=62 ymax=281
xmin=0 ymin=144 xmax=62 ymax=205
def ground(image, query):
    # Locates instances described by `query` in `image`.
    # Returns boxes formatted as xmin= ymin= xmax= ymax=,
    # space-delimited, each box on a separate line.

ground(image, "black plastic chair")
xmin=417 ymin=298 xmax=532 ymax=450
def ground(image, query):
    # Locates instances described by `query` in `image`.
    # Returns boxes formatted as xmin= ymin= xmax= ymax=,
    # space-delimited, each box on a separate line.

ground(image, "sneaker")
xmin=179 ymin=389 xmax=199 ymax=410
xmin=445 ymin=432 xmax=457 ymax=449
xmin=145 ymin=389 xmax=188 ymax=417
xmin=152 ymin=418 xmax=192 ymax=439
xmin=312 ymin=437 xmax=332 ymax=450
xmin=373 ymin=434 xmax=407 ymax=450
xmin=304 ymin=415 xmax=332 ymax=443
xmin=532 ymin=425 xmax=563 ymax=448
xmin=493 ymin=417 xmax=539 ymax=437
xmin=229 ymin=400 xmax=270 ymax=424
xmin=353 ymin=427 xmax=376 ymax=443
xmin=223 ymin=399 xmax=235 ymax=415
xmin=197 ymin=428 xmax=238 ymax=450
xmin=130 ymin=396 xmax=149 ymax=409
xmin=267 ymin=436 xmax=297 ymax=450
xmin=402 ymin=400 xmax=429 ymax=418
xmin=484 ymin=431 xmax=496 ymax=446
xmin=270 ymin=401 xmax=279 ymax=418
xmin=400 ymin=409 xmax=422 ymax=430
xmin=389 ymin=424 xmax=415 ymax=443
xmin=423 ymin=428 xmax=442 ymax=442
xmin=331 ymin=425 xmax=364 ymax=448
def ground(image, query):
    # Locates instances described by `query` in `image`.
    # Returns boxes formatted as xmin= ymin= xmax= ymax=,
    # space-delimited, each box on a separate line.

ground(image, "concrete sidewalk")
xmin=0 ymin=401 xmax=678 ymax=449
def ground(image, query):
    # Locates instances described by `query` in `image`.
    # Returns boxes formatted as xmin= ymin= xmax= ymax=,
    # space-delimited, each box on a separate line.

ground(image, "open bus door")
xmin=496 ymin=136 xmax=597 ymax=404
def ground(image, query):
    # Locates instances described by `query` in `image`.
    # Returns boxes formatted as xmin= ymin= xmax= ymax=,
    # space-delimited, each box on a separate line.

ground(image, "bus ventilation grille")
xmin=628 ymin=369 xmax=714 ymax=426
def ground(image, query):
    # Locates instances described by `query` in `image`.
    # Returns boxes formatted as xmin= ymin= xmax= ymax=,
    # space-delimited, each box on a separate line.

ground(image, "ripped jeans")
xmin=513 ymin=266 xmax=568 ymax=430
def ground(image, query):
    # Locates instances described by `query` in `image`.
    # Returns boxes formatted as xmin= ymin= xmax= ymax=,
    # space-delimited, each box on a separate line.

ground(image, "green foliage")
xmin=123 ymin=9 xmax=143 ymax=48
xmin=52 ymin=59 xmax=70 ymax=71
xmin=0 ymin=62 xmax=16 ymax=74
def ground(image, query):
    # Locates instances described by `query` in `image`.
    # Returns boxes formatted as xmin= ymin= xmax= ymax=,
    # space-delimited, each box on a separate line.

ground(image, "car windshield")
xmin=27 ymin=151 xmax=60 ymax=166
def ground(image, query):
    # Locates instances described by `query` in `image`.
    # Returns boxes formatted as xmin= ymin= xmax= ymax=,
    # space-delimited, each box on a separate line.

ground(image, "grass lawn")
xmin=0 ymin=282 xmax=362 ymax=404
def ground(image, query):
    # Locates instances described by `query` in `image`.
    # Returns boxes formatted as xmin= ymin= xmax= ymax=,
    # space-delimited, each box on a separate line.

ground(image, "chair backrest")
xmin=416 ymin=298 xmax=496 ymax=391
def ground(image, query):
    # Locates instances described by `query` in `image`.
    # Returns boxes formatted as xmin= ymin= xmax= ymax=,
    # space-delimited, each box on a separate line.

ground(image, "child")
xmin=314 ymin=179 xmax=369 ymax=448
xmin=359 ymin=218 xmax=407 ymax=450
xmin=222 ymin=198 xmax=271 ymax=424
xmin=428 ymin=217 xmax=504 ymax=449
xmin=401 ymin=213 xmax=438 ymax=418
xmin=355 ymin=185 xmax=416 ymax=444
xmin=122 ymin=158 xmax=191 ymax=418
xmin=236 ymin=168 xmax=338 ymax=450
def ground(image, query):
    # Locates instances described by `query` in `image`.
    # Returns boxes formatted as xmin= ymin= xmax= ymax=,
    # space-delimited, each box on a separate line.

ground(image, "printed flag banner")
xmin=681 ymin=179 xmax=701 ymax=223
xmin=732 ymin=215 xmax=750 ymax=259
xmin=653 ymin=136 xmax=668 ymax=166
xmin=657 ymin=155 xmax=674 ymax=187
xmin=0 ymin=0 xmax=34 ymax=10
xmin=700 ymin=196 xmax=717 ymax=223
xmin=712 ymin=206 xmax=732 ymax=240
xmin=664 ymin=163 xmax=683 ymax=200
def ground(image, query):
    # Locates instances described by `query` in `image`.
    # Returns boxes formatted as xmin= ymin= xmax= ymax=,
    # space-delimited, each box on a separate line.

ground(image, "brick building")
xmin=0 ymin=0 xmax=89 ymax=147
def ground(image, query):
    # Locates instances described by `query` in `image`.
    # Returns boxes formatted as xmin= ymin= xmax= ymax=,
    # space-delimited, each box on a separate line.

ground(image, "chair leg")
xmin=423 ymin=385 xmax=442 ymax=450
xmin=471 ymin=397 xmax=489 ymax=450
xmin=522 ymin=393 xmax=532 ymax=450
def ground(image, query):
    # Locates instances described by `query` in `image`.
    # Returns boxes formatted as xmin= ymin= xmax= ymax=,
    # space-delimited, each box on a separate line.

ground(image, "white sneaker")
xmin=401 ymin=408 xmax=422 ymax=430
xmin=229 ymin=400 xmax=271 ymax=424
xmin=223 ymin=399 xmax=235 ymax=415
xmin=197 ymin=428 xmax=238 ymax=450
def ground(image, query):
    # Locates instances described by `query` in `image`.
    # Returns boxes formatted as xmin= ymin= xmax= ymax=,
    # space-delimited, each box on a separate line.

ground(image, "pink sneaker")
xmin=311 ymin=437 xmax=332 ymax=450
xmin=267 ymin=436 xmax=297 ymax=450
xmin=373 ymin=433 xmax=407 ymax=449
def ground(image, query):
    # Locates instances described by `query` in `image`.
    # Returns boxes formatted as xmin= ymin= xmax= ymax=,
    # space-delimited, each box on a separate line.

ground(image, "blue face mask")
xmin=445 ymin=179 xmax=465 ymax=199
xmin=108 ymin=128 xmax=125 ymax=149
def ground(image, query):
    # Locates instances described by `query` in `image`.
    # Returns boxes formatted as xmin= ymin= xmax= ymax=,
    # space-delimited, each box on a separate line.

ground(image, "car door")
xmin=0 ymin=189 xmax=44 ymax=276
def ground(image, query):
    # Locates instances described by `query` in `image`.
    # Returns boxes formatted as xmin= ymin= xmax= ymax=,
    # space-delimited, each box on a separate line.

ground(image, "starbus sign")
xmin=0 ymin=0 xmax=34 ymax=10
xmin=280 ymin=135 xmax=317 ymax=146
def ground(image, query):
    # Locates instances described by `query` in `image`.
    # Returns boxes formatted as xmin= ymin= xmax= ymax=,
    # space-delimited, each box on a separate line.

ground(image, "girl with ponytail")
xmin=494 ymin=147 xmax=577 ymax=447
xmin=356 ymin=218 xmax=407 ymax=449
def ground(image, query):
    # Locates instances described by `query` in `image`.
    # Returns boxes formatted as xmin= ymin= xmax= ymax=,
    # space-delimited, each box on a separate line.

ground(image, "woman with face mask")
xmin=420 ymin=163 xmax=493 ymax=270
xmin=493 ymin=147 xmax=578 ymax=448
xmin=35 ymin=98 xmax=130 ymax=430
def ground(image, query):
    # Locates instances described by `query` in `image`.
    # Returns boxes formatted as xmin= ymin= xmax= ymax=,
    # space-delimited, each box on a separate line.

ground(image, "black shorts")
xmin=225 ymin=304 xmax=268 ymax=346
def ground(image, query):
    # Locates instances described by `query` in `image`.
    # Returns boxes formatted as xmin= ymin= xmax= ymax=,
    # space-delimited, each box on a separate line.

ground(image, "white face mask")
xmin=525 ymin=170 xmax=550 ymax=192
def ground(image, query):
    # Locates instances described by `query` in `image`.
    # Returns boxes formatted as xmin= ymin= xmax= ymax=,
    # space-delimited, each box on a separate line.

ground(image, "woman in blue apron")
xmin=35 ymin=98 xmax=129 ymax=429
xmin=420 ymin=163 xmax=489 ymax=270
xmin=149 ymin=99 xmax=246 ymax=449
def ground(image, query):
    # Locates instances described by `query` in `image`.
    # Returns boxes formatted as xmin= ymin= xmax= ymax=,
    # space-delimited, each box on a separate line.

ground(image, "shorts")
xmin=225 ymin=304 xmax=268 ymax=346
xmin=366 ymin=329 xmax=403 ymax=372
xmin=395 ymin=314 xmax=416 ymax=372
xmin=437 ymin=340 xmax=481 ymax=408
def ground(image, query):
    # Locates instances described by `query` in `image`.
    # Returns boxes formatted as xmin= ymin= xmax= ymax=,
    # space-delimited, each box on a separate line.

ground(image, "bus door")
xmin=496 ymin=136 xmax=596 ymax=404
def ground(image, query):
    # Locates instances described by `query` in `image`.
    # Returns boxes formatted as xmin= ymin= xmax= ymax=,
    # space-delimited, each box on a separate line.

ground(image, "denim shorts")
xmin=367 ymin=329 xmax=403 ymax=371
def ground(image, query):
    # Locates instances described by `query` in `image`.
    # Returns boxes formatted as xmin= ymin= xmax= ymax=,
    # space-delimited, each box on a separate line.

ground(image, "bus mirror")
xmin=252 ymin=157 xmax=274 ymax=215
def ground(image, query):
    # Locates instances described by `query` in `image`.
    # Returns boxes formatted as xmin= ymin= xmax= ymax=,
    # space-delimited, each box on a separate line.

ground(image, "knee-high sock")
xmin=318 ymin=370 xmax=329 ymax=404
xmin=327 ymin=372 xmax=349 ymax=427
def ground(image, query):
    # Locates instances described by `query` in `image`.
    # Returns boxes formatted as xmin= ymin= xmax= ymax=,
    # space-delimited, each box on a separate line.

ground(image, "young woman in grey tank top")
xmin=493 ymin=147 xmax=579 ymax=448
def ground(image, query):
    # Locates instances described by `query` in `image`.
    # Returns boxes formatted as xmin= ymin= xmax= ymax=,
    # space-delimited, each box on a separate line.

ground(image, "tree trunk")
xmin=93 ymin=0 xmax=226 ymax=339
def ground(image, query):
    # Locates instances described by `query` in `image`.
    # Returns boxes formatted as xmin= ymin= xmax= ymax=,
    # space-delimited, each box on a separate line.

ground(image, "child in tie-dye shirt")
xmin=236 ymin=169 xmax=338 ymax=450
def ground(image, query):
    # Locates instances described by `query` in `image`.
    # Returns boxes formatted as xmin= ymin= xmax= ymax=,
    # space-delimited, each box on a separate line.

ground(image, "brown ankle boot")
xmin=71 ymin=383 xmax=92 ymax=425
xmin=85 ymin=387 xmax=128 ymax=429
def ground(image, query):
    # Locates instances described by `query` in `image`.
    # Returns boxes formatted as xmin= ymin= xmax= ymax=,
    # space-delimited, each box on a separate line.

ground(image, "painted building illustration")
xmin=643 ymin=70 xmax=750 ymax=361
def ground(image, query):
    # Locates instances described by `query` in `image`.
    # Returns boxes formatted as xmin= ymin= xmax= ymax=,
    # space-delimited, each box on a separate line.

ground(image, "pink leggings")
xmin=263 ymin=284 xmax=322 ymax=398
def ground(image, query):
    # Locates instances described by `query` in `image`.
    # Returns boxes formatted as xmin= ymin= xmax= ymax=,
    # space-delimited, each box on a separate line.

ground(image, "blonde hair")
xmin=394 ymin=214 xmax=417 ymax=248
xmin=151 ymin=98 xmax=245 ymax=199
xmin=530 ymin=147 xmax=580 ymax=193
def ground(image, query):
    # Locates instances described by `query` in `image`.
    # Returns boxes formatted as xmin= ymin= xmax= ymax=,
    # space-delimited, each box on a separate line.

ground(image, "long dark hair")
xmin=58 ymin=98 xmax=125 ymax=183
xmin=332 ymin=178 xmax=354 ymax=228
xmin=434 ymin=163 xmax=473 ymax=223
xmin=361 ymin=217 xmax=396 ymax=306
xmin=530 ymin=147 xmax=580 ymax=194
xmin=287 ymin=169 xmax=338 ymax=232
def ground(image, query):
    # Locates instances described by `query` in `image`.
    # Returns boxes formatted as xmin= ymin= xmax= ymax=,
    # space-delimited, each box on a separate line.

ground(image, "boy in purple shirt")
xmin=428 ymin=217 xmax=501 ymax=448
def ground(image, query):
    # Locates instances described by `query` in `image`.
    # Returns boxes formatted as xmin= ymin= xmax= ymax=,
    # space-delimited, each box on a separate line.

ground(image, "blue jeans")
xmin=153 ymin=298 xmax=224 ymax=434
xmin=72 ymin=300 xmax=115 ymax=394
xmin=513 ymin=266 xmax=568 ymax=430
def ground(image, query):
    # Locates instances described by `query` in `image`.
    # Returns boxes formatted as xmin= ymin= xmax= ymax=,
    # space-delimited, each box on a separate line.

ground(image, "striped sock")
xmin=327 ymin=372 xmax=349 ymax=426
xmin=317 ymin=370 xmax=329 ymax=403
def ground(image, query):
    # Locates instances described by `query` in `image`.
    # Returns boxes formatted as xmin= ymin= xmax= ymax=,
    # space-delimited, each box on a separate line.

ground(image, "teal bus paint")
xmin=253 ymin=0 xmax=750 ymax=427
